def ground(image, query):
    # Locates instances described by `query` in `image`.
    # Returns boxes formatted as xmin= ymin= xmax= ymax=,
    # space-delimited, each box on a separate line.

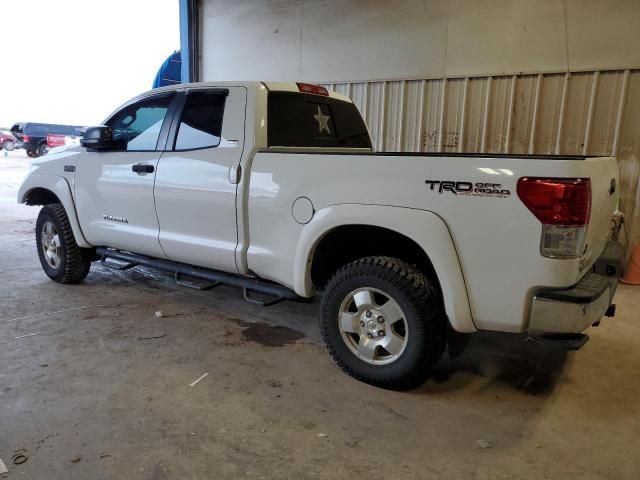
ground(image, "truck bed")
xmin=246 ymin=151 xmax=618 ymax=333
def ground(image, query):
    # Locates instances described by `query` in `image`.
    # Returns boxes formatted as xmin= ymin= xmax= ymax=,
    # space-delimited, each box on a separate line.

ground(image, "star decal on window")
xmin=314 ymin=105 xmax=331 ymax=134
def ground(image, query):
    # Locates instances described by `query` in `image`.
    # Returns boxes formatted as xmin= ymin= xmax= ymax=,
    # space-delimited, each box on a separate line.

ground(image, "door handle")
xmin=132 ymin=163 xmax=154 ymax=174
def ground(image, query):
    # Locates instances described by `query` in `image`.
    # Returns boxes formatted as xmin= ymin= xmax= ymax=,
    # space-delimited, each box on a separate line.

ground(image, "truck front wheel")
xmin=320 ymin=256 xmax=446 ymax=390
xmin=36 ymin=204 xmax=92 ymax=283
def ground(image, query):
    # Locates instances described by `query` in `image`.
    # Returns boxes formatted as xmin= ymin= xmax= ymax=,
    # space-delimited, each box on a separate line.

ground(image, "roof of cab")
xmin=262 ymin=82 xmax=351 ymax=102
xmin=136 ymin=81 xmax=352 ymax=103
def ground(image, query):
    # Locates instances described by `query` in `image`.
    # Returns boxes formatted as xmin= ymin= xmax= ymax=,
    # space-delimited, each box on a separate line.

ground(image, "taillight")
xmin=47 ymin=134 xmax=65 ymax=147
xmin=517 ymin=177 xmax=591 ymax=259
xmin=23 ymin=134 xmax=29 ymax=142
xmin=296 ymin=83 xmax=329 ymax=96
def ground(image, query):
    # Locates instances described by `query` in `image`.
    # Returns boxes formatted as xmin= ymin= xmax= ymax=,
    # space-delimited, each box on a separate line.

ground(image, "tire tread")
xmin=320 ymin=256 xmax=446 ymax=390
xmin=37 ymin=203 xmax=91 ymax=284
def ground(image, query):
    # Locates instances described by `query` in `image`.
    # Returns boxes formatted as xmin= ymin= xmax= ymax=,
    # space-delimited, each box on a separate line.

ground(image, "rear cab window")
xmin=267 ymin=92 xmax=371 ymax=149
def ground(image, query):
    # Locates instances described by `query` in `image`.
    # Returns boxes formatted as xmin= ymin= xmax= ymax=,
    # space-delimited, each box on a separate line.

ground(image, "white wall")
xmin=198 ymin=0 xmax=640 ymax=83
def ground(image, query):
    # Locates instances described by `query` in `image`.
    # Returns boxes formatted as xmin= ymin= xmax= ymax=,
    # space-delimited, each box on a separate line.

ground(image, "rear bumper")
xmin=528 ymin=241 xmax=623 ymax=335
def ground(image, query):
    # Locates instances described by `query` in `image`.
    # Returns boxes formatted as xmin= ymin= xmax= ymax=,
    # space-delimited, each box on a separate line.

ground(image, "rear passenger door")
xmin=75 ymin=93 xmax=175 ymax=258
xmin=154 ymin=87 xmax=246 ymax=273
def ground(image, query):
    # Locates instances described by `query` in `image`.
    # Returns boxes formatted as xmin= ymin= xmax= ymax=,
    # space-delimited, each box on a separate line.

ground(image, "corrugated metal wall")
xmin=324 ymin=69 xmax=640 ymax=250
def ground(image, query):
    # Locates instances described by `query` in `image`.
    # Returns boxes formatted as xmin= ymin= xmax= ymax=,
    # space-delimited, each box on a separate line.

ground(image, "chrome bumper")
xmin=528 ymin=241 xmax=623 ymax=335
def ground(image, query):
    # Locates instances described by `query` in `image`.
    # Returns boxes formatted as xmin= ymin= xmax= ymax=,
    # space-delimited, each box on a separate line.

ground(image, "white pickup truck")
xmin=18 ymin=81 xmax=623 ymax=389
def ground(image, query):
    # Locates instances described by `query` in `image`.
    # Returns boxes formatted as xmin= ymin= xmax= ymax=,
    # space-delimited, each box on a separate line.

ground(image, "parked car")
xmin=17 ymin=81 xmax=623 ymax=389
xmin=0 ymin=131 xmax=16 ymax=151
xmin=10 ymin=123 xmax=85 ymax=157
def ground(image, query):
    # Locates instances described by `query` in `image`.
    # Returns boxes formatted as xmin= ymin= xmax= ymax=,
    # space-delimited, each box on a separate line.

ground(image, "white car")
xmin=18 ymin=81 xmax=623 ymax=389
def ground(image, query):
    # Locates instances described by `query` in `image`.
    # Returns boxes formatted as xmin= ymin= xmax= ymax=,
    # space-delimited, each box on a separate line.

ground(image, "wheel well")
xmin=24 ymin=188 xmax=60 ymax=206
xmin=310 ymin=225 xmax=441 ymax=292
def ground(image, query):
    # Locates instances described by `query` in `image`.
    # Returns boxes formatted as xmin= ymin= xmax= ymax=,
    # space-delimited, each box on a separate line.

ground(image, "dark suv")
xmin=10 ymin=123 xmax=84 ymax=157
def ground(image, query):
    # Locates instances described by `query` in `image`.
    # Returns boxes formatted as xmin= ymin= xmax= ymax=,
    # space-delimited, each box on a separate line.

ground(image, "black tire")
xmin=3 ymin=140 xmax=15 ymax=151
xmin=27 ymin=150 xmax=37 ymax=157
xmin=36 ymin=203 xmax=92 ymax=283
xmin=320 ymin=256 xmax=447 ymax=390
xmin=38 ymin=143 xmax=48 ymax=156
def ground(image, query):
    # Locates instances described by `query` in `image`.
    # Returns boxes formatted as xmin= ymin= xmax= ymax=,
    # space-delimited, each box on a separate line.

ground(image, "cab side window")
xmin=107 ymin=95 xmax=172 ymax=151
xmin=174 ymin=91 xmax=226 ymax=150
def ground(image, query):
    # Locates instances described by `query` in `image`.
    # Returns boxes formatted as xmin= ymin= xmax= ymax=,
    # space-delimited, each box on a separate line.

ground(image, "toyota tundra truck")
xmin=18 ymin=81 xmax=623 ymax=389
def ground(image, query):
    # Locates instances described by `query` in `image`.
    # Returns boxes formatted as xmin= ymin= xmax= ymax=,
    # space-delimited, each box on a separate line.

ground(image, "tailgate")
xmin=582 ymin=157 xmax=619 ymax=271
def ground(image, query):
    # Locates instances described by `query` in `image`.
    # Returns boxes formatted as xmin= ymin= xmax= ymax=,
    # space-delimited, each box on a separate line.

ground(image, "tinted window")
xmin=268 ymin=92 xmax=371 ymax=149
xmin=174 ymin=91 xmax=226 ymax=150
xmin=107 ymin=95 xmax=172 ymax=151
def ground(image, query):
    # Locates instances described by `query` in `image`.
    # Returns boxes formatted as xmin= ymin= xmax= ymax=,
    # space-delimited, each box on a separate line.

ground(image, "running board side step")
xmin=175 ymin=272 xmax=221 ymax=291
xmin=96 ymin=247 xmax=305 ymax=306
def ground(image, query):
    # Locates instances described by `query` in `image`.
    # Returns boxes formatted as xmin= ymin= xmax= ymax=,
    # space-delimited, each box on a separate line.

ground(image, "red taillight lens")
xmin=47 ymin=134 xmax=65 ymax=147
xmin=296 ymin=83 xmax=329 ymax=96
xmin=517 ymin=177 xmax=591 ymax=226
xmin=23 ymin=134 xmax=29 ymax=142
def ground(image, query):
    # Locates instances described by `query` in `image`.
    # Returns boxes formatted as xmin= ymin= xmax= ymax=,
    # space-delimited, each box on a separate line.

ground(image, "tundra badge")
xmin=103 ymin=215 xmax=128 ymax=224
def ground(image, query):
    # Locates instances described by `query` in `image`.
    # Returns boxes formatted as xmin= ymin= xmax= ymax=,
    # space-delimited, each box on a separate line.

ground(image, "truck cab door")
xmin=153 ymin=87 xmax=246 ymax=273
xmin=75 ymin=93 xmax=176 ymax=258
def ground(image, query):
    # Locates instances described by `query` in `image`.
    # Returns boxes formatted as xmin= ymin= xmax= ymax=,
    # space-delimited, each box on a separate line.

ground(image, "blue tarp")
xmin=153 ymin=51 xmax=182 ymax=88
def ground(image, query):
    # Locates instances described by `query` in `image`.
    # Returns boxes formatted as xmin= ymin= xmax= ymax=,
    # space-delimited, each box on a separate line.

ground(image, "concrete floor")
xmin=1 ymin=151 xmax=639 ymax=479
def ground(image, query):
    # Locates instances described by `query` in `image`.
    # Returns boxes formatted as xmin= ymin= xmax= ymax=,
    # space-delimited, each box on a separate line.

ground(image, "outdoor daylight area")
xmin=1 ymin=1 xmax=639 ymax=479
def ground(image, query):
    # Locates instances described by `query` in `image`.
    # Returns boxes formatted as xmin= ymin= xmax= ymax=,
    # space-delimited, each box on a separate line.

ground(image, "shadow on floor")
xmin=422 ymin=331 xmax=569 ymax=396
xmin=89 ymin=265 xmax=571 ymax=396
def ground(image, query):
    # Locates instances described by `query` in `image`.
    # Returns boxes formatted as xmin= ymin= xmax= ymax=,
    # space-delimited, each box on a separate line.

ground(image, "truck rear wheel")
xmin=320 ymin=256 xmax=447 ymax=390
xmin=36 ymin=203 xmax=92 ymax=283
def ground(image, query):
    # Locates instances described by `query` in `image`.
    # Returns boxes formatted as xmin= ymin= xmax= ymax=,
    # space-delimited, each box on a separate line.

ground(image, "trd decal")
xmin=425 ymin=180 xmax=511 ymax=197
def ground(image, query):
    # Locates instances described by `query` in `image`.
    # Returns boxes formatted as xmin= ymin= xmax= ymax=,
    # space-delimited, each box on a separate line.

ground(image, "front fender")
xmin=294 ymin=204 xmax=476 ymax=333
xmin=18 ymin=174 xmax=91 ymax=248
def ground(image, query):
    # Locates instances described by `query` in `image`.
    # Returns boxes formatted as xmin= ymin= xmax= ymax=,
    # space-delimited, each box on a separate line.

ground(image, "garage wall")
xmin=196 ymin=0 xmax=640 ymax=250
xmin=198 ymin=0 xmax=640 ymax=81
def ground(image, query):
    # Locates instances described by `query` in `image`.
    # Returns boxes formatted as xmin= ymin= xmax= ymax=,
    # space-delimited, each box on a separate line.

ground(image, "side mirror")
xmin=80 ymin=126 xmax=112 ymax=149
